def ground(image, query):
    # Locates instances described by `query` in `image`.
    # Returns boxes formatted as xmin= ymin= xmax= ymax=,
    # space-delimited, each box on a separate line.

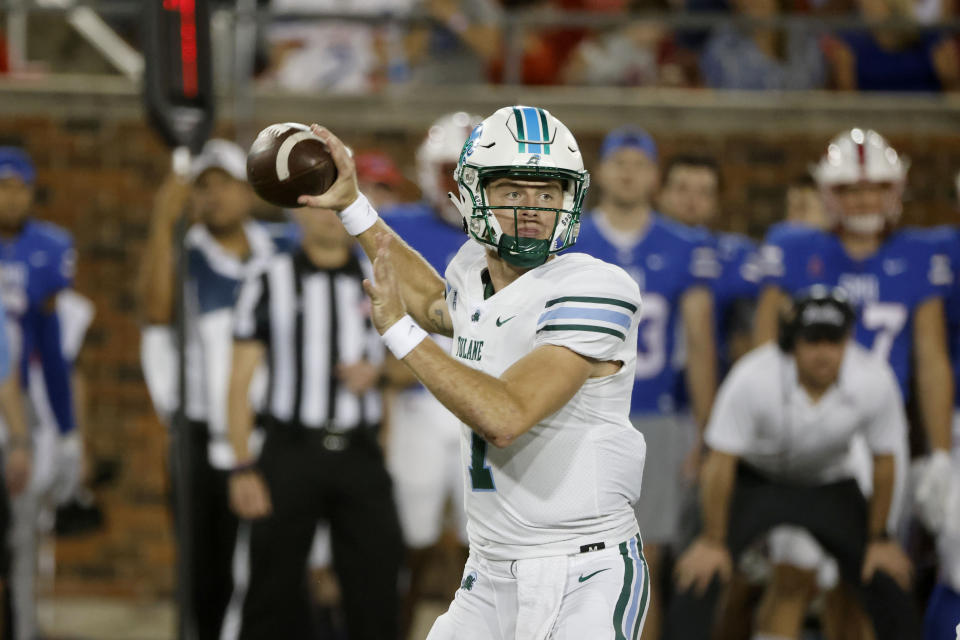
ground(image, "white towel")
xmin=514 ymin=555 xmax=569 ymax=640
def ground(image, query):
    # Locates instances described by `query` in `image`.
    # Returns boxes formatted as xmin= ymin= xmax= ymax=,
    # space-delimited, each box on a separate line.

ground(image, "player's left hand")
xmin=5 ymin=445 xmax=31 ymax=496
xmin=862 ymin=539 xmax=912 ymax=590
xmin=362 ymin=233 xmax=407 ymax=334
xmin=336 ymin=360 xmax=380 ymax=394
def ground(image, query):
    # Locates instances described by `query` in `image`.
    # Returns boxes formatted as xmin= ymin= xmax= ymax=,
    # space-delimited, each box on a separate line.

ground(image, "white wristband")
xmin=382 ymin=314 xmax=428 ymax=360
xmin=339 ymin=193 xmax=379 ymax=236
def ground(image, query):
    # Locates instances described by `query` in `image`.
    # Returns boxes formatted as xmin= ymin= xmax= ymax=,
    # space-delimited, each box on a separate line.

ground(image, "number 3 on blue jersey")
xmin=469 ymin=432 xmax=496 ymax=491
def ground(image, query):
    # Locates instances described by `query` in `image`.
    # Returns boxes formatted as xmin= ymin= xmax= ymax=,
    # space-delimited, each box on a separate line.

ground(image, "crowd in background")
xmin=1 ymin=0 xmax=960 ymax=91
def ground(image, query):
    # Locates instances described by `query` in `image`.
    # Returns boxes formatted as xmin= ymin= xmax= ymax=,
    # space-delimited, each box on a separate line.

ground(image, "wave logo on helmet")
xmin=459 ymin=124 xmax=483 ymax=164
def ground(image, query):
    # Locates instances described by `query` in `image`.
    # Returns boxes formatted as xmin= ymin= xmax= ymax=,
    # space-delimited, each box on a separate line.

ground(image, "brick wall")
xmin=0 ymin=115 xmax=957 ymax=599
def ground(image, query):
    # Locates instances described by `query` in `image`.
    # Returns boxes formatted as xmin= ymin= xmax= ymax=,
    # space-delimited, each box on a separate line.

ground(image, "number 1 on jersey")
xmin=469 ymin=433 xmax=496 ymax=491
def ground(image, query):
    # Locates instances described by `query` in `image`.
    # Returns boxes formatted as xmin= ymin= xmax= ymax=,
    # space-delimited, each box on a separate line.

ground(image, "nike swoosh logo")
xmin=578 ymin=568 xmax=611 ymax=583
xmin=496 ymin=315 xmax=516 ymax=327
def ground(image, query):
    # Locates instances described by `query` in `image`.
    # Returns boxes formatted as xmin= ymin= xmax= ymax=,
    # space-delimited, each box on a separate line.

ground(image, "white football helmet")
xmin=811 ymin=128 xmax=908 ymax=235
xmin=451 ymin=105 xmax=590 ymax=268
xmin=416 ymin=111 xmax=482 ymax=218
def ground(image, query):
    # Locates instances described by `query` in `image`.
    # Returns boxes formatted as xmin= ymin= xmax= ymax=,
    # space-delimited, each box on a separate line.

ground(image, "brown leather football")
xmin=246 ymin=122 xmax=338 ymax=208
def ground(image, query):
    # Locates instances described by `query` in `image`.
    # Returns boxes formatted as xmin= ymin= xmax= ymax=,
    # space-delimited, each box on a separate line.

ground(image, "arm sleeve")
xmin=759 ymin=225 xmax=807 ymax=293
xmin=140 ymin=325 xmax=177 ymax=421
xmin=864 ymin=364 xmax=909 ymax=455
xmin=688 ymin=238 xmax=721 ymax=289
xmin=533 ymin=266 xmax=643 ymax=362
xmin=233 ymin=270 xmax=270 ymax=343
xmin=924 ymin=244 xmax=953 ymax=301
xmin=704 ymin=359 xmax=758 ymax=455
xmin=45 ymin=240 xmax=76 ymax=298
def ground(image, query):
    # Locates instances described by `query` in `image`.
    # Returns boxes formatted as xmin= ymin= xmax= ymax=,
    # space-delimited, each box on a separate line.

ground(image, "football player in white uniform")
xmin=299 ymin=106 xmax=649 ymax=640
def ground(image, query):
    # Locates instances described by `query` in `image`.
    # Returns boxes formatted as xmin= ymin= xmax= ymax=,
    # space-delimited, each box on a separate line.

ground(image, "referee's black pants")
xmin=170 ymin=424 xmax=238 ymax=640
xmin=230 ymin=424 xmax=403 ymax=640
xmin=663 ymin=462 xmax=921 ymax=640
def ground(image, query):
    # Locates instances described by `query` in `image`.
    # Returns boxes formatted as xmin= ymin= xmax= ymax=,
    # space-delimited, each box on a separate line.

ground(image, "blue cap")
xmin=0 ymin=147 xmax=35 ymax=185
xmin=599 ymin=127 xmax=657 ymax=162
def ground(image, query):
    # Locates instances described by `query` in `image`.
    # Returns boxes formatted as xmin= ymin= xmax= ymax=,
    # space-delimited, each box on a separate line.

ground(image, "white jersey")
xmin=444 ymin=242 xmax=646 ymax=561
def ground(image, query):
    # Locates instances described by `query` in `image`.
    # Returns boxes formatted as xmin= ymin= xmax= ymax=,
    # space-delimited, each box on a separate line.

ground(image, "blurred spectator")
xmin=700 ymin=0 xmax=828 ymax=89
xmin=0 ymin=31 xmax=8 ymax=74
xmin=492 ymin=0 xmax=626 ymax=84
xmin=823 ymin=0 xmax=960 ymax=91
xmin=355 ymin=151 xmax=407 ymax=211
xmin=562 ymin=22 xmax=680 ymax=86
xmin=785 ymin=173 xmax=830 ymax=229
xmin=263 ymin=0 xmax=413 ymax=93
xmin=406 ymin=0 xmax=503 ymax=84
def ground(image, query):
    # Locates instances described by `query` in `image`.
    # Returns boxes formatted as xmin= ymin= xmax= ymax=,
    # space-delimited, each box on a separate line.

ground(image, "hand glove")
xmin=52 ymin=432 xmax=83 ymax=506
xmin=913 ymin=449 xmax=953 ymax=534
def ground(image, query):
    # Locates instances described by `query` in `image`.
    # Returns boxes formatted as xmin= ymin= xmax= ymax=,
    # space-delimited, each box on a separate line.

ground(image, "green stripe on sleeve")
xmin=613 ymin=541 xmax=634 ymax=640
xmin=537 ymin=324 xmax=626 ymax=341
xmin=545 ymin=296 xmax=638 ymax=313
xmin=513 ymin=107 xmax=526 ymax=153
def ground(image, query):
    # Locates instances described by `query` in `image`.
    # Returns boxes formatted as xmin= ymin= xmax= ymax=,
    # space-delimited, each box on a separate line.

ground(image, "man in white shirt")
xmin=664 ymin=286 xmax=919 ymax=640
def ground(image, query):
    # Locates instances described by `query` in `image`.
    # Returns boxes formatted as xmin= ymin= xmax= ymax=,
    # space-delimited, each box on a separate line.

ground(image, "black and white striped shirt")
xmin=233 ymin=250 xmax=382 ymax=431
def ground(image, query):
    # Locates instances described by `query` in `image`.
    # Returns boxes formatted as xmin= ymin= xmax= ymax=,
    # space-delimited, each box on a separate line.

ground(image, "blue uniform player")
xmin=575 ymin=128 xmax=718 ymax=640
xmin=379 ymin=111 xmax=476 ymax=638
xmin=0 ymin=146 xmax=80 ymax=640
xmin=919 ymin=220 xmax=960 ymax=640
xmin=657 ymin=154 xmax=761 ymax=374
xmin=752 ymin=129 xmax=954 ymax=638
xmin=138 ymin=140 xmax=295 ymax=640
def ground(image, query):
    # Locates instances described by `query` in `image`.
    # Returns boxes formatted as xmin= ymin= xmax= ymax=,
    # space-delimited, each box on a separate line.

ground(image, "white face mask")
xmin=839 ymin=212 xmax=886 ymax=235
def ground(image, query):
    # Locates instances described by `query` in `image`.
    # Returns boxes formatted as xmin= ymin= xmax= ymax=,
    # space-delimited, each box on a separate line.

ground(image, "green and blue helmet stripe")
xmin=513 ymin=108 xmax=527 ymax=153
xmin=512 ymin=106 xmax=552 ymax=155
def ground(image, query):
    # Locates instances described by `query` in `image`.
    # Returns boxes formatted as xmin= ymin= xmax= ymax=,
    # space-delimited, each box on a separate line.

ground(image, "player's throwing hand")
xmin=297 ymin=125 xmax=359 ymax=212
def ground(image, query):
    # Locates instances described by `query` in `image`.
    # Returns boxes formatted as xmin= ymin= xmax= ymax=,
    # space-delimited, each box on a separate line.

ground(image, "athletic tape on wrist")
xmin=339 ymin=193 xmax=379 ymax=236
xmin=382 ymin=315 xmax=428 ymax=360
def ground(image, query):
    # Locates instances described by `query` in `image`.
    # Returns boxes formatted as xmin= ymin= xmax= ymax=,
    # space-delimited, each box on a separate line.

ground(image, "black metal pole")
xmin=171 ymin=147 xmax=196 ymax=640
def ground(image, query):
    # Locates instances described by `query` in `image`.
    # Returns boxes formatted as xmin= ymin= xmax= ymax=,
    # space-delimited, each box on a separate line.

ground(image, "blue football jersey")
xmin=381 ymin=202 xmax=468 ymax=275
xmin=0 ymin=219 xmax=76 ymax=433
xmin=575 ymin=211 xmax=718 ymax=415
xmin=925 ymin=225 xmax=960 ymax=408
xmin=711 ymin=231 xmax=762 ymax=372
xmin=761 ymin=222 xmax=951 ymax=395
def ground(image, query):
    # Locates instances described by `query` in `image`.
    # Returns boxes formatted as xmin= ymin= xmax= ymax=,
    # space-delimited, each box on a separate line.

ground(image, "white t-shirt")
xmin=706 ymin=342 xmax=906 ymax=485
xmin=444 ymin=242 xmax=646 ymax=561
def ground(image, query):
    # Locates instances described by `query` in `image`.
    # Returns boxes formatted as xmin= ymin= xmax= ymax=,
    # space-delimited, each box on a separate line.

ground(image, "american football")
xmin=245 ymin=122 xmax=338 ymax=208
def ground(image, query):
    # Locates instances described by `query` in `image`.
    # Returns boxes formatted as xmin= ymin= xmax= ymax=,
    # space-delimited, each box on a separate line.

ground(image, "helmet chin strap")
xmin=497 ymin=235 xmax=549 ymax=268
xmin=839 ymin=212 xmax=886 ymax=235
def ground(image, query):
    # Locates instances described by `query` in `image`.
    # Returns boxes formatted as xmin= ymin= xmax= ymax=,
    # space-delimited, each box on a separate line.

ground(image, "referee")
xmin=222 ymin=205 xmax=403 ymax=640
